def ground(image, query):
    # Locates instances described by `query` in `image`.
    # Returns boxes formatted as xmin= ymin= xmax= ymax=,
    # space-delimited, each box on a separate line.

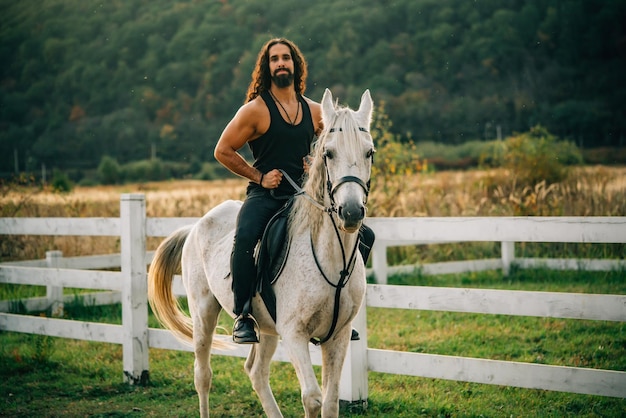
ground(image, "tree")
xmin=1 ymin=0 xmax=624 ymax=178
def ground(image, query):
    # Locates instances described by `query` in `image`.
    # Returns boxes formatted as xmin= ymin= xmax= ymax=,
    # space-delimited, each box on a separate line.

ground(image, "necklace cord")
xmin=269 ymin=89 xmax=300 ymax=126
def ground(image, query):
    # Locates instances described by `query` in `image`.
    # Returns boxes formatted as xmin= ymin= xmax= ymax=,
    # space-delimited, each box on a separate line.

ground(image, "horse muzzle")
xmin=337 ymin=200 xmax=365 ymax=233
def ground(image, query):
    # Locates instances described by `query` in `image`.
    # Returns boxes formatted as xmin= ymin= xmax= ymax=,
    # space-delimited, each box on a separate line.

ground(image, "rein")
xmin=277 ymin=169 xmax=327 ymax=212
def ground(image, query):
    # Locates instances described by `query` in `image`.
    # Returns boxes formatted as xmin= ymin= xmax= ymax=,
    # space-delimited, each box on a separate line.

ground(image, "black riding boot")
xmin=233 ymin=314 xmax=259 ymax=344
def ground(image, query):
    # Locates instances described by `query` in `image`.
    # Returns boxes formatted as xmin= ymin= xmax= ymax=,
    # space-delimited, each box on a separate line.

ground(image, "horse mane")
xmin=289 ymin=104 xmax=364 ymax=239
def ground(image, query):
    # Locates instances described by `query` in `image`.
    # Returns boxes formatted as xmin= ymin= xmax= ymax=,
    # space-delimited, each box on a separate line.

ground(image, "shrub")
xmin=371 ymin=101 xmax=427 ymax=187
xmin=97 ymin=155 xmax=122 ymax=185
xmin=123 ymin=159 xmax=170 ymax=182
xmin=51 ymin=169 xmax=73 ymax=193
xmin=418 ymin=140 xmax=492 ymax=169
xmin=489 ymin=125 xmax=582 ymax=186
xmin=188 ymin=157 xmax=203 ymax=176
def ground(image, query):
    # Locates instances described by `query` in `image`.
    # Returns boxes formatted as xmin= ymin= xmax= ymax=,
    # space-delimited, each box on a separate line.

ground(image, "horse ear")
xmin=357 ymin=90 xmax=373 ymax=127
xmin=321 ymin=88 xmax=336 ymax=123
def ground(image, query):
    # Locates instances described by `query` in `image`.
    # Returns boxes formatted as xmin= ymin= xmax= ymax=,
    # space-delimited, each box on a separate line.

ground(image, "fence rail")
xmin=1 ymin=194 xmax=625 ymax=400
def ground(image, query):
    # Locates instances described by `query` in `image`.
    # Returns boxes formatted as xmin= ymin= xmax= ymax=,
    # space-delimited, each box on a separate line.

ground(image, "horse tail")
xmin=148 ymin=225 xmax=194 ymax=344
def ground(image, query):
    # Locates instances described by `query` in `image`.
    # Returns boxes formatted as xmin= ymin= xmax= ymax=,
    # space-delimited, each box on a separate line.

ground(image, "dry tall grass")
xmin=369 ymin=166 xmax=626 ymax=217
xmin=1 ymin=166 xmax=625 ymax=261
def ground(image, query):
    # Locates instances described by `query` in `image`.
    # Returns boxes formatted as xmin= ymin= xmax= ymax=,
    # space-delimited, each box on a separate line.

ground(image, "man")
xmin=214 ymin=38 xmax=373 ymax=344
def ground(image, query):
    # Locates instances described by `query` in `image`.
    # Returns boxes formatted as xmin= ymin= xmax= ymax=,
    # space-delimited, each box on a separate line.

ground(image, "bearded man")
xmin=214 ymin=38 xmax=374 ymax=343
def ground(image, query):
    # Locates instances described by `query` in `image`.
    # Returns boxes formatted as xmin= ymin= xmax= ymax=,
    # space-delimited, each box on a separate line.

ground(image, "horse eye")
xmin=324 ymin=149 xmax=334 ymax=160
xmin=366 ymin=148 xmax=376 ymax=158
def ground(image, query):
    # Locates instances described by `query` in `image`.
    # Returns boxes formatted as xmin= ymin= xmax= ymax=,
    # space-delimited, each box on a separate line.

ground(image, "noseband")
xmin=327 ymin=175 xmax=370 ymax=205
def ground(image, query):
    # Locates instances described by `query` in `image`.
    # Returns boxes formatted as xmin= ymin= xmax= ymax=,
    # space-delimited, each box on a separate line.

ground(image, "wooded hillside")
xmin=1 ymin=0 xmax=624 ymax=175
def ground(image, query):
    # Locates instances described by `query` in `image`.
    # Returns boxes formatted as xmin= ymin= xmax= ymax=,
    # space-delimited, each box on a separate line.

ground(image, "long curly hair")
xmin=245 ymin=38 xmax=308 ymax=103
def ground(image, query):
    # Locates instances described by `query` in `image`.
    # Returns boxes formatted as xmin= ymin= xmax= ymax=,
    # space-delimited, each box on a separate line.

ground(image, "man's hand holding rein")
xmin=259 ymin=169 xmax=283 ymax=189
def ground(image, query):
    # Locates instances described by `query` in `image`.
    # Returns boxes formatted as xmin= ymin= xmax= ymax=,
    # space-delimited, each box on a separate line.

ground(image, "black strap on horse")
xmin=309 ymin=215 xmax=360 ymax=346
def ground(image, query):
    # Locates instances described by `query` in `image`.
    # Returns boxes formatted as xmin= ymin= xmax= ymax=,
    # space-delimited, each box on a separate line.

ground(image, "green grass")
xmin=1 ymin=268 xmax=625 ymax=417
xmin=386 ymin=242 xmax=625 ymax=267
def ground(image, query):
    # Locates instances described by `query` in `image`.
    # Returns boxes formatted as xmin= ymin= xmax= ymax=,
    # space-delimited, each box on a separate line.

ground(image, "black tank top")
xmin=248 ymin=90 xmax=315 ymax=197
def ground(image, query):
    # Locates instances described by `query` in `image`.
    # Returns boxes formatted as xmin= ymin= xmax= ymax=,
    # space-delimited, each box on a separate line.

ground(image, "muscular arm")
xmin=214 ymin=99 xmax=284 ymax=188
xmin=214 ymin=101 xmax=264 ymax=184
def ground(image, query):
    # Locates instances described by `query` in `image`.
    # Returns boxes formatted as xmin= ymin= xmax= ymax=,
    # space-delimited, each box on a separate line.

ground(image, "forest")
xmin=1 ymin=0 xmax=625 ymax=178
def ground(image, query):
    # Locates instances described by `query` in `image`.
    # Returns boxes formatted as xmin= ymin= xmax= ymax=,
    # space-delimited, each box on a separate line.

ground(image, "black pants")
xmin=231 ymin=188 xmax=376 ymax=316
xmin=231 ymin=188 xmax=285 ymax=315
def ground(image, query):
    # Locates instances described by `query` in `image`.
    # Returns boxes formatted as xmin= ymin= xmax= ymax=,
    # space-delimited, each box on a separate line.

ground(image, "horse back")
xmin=195 ymin=199 xmax=241 ymax=236
xmin=183 ymin=200 xmax=242 ymax=302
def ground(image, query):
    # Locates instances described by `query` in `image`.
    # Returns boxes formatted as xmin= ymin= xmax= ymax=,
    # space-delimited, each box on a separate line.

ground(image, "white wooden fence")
xmin=1 ymin=194 xmax=625 ymax=401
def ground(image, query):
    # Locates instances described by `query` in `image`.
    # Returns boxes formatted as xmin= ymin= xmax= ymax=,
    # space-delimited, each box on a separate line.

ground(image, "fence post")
xmin=45 ymin=250 xmax=64 ymax=317
xmin=120 ymin=194 xmax=149 ymax=385
xmin=501 ymin=241 xmax=515 ymax=276
xmin=339 ymin=297 xmax=368 ymax=408
xmin=371 ymin=241 xmax=388 ymax=284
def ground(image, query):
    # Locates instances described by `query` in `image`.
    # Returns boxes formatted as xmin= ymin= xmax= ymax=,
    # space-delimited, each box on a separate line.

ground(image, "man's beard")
xmin=272 ymin=71 xmax=294 ymax=88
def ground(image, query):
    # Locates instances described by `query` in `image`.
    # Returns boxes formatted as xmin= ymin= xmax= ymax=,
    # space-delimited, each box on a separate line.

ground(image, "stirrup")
xmin=233 ymin=314 xmax=260 ymax=344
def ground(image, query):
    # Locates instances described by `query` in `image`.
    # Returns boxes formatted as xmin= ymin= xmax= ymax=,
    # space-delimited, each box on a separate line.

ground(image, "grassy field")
xmin=1 ymin=166 xmax=625 ymax=416
xmin=1 ymin=268 xmax=625 ymax=417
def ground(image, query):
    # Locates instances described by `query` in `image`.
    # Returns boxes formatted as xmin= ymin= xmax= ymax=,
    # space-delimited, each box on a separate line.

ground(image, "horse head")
xmin=320 ymin=89 xmax=375 ymax=233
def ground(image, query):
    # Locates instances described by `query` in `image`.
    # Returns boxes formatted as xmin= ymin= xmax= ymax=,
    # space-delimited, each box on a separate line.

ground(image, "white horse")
xmin=148 ymin=89 xmax=374 ymax=417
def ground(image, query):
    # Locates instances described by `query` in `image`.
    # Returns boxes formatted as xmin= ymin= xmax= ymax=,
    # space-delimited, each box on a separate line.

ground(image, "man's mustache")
xmin=274 ymin=69 xmax=292 ymax=76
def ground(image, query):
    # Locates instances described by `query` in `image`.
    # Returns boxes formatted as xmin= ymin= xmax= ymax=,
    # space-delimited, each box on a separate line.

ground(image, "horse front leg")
xmin=282 ymin=335 xmax=323 ymax=418
xmin=245 ymin=334 xmax=282 ymax=418
xmin=320 ymin=327 xmax=352 ymax=418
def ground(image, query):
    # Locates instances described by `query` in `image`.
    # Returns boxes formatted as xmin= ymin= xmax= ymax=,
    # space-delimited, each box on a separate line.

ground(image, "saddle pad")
xmin=255 ymin=198 xmax=294 ymax=322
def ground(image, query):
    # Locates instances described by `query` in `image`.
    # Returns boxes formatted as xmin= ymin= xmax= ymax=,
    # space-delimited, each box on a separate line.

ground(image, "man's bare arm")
xmin=214 ymin=100 xmax=282 ymax=188
xmin=214 ymin=104 xmax=264 ymax=184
